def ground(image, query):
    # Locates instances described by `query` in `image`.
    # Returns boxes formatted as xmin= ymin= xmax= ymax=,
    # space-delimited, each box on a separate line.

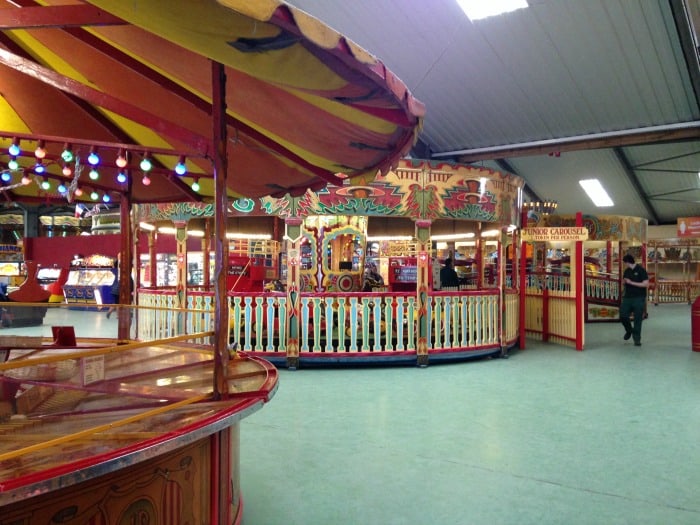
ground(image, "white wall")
xmin=648 ymin=224 xmax=678 ymax=240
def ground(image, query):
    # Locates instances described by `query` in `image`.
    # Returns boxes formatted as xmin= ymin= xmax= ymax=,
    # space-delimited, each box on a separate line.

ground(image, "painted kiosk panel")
xmin=227 ymin=239 xmax=280 ymax=293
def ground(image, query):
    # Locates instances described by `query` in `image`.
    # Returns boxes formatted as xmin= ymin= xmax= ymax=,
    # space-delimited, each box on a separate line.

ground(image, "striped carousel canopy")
xmin=0 ymin=0 xmax=424 ymax=205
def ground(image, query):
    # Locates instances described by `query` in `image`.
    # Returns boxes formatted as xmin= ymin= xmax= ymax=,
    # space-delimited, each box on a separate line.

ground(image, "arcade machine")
xmin=63 ymin=254 xmax=116 ymax=310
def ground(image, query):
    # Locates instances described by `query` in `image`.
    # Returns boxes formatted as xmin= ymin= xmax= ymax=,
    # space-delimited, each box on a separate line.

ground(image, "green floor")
xmin=240 ymin=302 xmax=700 ymax=524
xmin=4 ymin=304 xmax=697 ymax=523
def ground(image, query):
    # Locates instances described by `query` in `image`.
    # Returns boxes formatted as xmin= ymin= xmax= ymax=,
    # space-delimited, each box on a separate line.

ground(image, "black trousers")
xmin=620 ymin=296 xmax=645 ymax=343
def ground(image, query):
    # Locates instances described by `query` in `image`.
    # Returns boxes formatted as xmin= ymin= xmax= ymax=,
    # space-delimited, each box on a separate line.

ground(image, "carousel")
xmin=0 ymin=1 xmax=422 ymax=522
xmin=137 ymin=158 xmax=526 ymax=368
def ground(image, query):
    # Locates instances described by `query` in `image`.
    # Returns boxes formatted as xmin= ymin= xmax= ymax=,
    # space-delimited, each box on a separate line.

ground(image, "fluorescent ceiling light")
xmin=227 ymin=232 xmax=271 ymax=240
xmin=579 ymin=179 xmax=614 ymax=207
xmin=367 ymin=236 xmax=413 ymax=241
xmin=457 ymin=0 xmax=528 ymax=21
xmin=431 ymin=233 xmax=476 ymax=241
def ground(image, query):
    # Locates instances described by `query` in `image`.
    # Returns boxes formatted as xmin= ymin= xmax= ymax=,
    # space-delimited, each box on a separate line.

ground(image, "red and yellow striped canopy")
xmin=0 ymin=0 xmax=424 ymax=204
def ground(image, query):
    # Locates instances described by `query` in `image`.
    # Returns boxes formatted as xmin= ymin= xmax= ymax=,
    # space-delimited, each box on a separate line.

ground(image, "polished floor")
xmin=3 ymin=304 xmax=698 ymax=524
xmin=239 ymin=302 xmax=700 ymax=525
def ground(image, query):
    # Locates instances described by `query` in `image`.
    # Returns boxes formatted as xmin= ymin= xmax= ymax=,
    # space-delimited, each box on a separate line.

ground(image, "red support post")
xmin=575 ymin=212 xmax=584 ymax=350
xmin=519 ymin=210 xmax=528 ymax=349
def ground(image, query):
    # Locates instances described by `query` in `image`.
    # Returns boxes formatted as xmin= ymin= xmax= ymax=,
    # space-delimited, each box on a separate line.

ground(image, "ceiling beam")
xmin=0 ymin=4 xmax=125 ymax=29
xmin=669 ymin=0 xmax=700 ymax=110
xmin=433 ymin=122 xmax=700 ymax=162
xmin=613 ymin=147 xmax=661 ymax=225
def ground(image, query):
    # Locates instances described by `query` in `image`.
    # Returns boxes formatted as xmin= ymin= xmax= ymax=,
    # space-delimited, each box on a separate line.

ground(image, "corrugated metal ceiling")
xmin=287 ymin=0 xmax=700 ymax=224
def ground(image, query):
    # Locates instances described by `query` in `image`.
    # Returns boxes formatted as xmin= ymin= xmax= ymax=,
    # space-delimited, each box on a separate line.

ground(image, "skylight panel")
xmin=457 ymin=0 xmax=529 ymax=21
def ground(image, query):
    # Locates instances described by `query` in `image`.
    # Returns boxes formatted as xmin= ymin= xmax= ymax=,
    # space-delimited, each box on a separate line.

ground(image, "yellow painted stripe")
xmin=0 ymin=99 xmax=29 ymax=134
xmin=88 ymin=0 xmax=347 ymax=89
xmin=0 ymin=393 xmax=210 ymax=462
xmin=0 ymin=331 xmax=214 ymax=371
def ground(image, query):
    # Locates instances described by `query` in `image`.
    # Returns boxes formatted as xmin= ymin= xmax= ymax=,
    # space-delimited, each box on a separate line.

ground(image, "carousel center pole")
xmin=211 ymin=60 xmax=232 ymax=525
xmin=119 ymin=191 xmax=132 ymax=340
xmin=212 ymin=61 xmax=229 ymax=399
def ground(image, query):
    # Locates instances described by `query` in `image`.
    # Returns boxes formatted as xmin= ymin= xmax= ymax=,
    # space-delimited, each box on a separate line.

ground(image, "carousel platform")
xmin=0 ymin=322 xmax=277 ymax=523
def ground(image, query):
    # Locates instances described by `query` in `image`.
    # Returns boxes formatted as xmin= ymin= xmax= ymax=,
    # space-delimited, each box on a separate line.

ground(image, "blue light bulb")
xmin=1 ymin=172 xmax=11 ymax=182
xmin=57 ymin=183 xmax=67 ymax=193
xmin=117 ymin=171 xmax=127 ymax=183
xmin=103 ymin=194 xmax=111 ymax=203
xmin=87 ymin=151 xmax=100 ymax=166
xmin=34 ymin=163 xmax=45 ymax=174
xmin=175 ymin=161 xmax=187 ymax=176
xmin=8 ymin=143 xmax=20 ymax=156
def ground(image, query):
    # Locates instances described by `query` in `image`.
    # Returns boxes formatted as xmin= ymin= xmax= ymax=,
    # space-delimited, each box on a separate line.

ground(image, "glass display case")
xmin=37 ymin=266 xmax=63 ymax=287
xmin=648 ymin=238 xmax=700 ymax=304
xmin=187 ymin=252 xmax=215 ymax=286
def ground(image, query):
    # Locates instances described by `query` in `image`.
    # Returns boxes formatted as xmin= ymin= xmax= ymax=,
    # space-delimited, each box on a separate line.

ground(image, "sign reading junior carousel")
xmin=522 ymin=227 xmax=589 ymax=242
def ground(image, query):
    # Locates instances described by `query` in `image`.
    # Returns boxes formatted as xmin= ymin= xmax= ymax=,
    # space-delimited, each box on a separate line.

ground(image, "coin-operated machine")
xmin=63 ymin=254 xmax=116 ymax=310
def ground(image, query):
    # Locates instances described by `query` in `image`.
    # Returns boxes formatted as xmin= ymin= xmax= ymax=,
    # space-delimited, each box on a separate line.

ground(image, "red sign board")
xmin=677 ymin=217 xmax=700 ymax=238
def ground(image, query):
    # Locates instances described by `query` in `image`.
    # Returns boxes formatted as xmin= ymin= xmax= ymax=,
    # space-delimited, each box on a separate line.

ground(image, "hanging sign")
xmin=521 ymin=227 xmax=588 ymax=242
xmin=677 ymin=217 xmax=700 ymax=238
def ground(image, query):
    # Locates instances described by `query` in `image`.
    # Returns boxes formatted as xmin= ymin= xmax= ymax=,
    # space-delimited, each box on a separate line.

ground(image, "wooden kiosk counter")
xmin=0 ymin=328 xmax=278 ymax=524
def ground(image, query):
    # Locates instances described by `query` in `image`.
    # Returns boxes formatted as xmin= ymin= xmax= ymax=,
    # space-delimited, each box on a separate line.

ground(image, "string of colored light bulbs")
xmin=1 ymin=157 xmax=104 ymax=213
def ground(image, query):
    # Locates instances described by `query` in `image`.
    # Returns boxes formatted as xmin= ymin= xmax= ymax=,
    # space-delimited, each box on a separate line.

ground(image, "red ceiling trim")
xmin=0 ymin=4 xmax=125 ymax=29
xmin=0 ymin=31 xmax=146 ymax=153
xmin=0 ymin=131 xmax=209 ymax=160
xmin=0 ymin=47 xmax=212 ymax=155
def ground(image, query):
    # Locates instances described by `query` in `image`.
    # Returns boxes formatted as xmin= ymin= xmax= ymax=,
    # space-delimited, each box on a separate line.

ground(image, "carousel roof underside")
xmin=0 ymin=0 xmax=424 ymax=209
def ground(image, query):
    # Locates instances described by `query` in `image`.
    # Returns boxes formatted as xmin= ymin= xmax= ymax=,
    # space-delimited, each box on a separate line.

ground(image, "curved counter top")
xmin=0 ymin=338 xmax=277 ymax=523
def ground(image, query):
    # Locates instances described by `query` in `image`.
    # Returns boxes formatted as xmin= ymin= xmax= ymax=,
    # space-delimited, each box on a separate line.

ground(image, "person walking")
xmin=620 ymin=253 xmax=649 ymax=346
xmin=105 ymin=258 xmax=120 ymax=319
